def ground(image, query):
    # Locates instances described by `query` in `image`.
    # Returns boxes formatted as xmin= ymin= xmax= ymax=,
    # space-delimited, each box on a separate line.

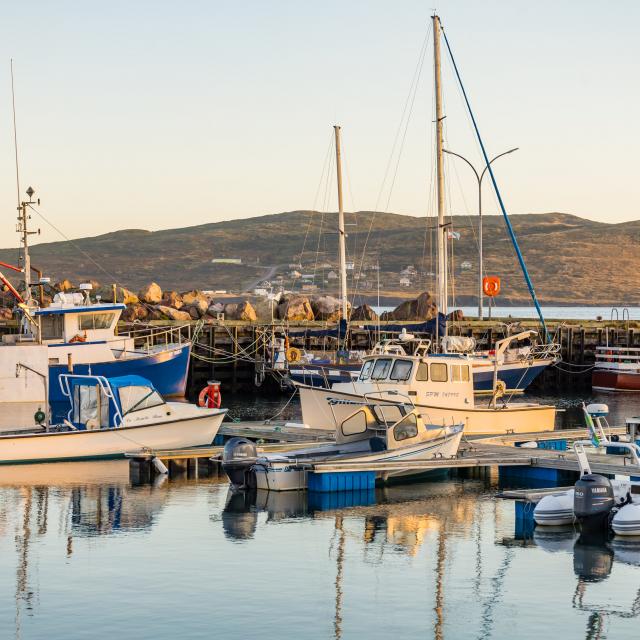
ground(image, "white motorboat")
xmin=0 ymin=373 xmax=226 ymax=465
xmin=222 ymin=399 xmax=464 ymax=491
xmin=534 ymin=404 xmax=640 ymax=535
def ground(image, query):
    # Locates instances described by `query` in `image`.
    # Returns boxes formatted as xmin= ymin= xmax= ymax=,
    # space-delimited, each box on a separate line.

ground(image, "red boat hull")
xmin=592 ymin=369 xmax=640 ymax=392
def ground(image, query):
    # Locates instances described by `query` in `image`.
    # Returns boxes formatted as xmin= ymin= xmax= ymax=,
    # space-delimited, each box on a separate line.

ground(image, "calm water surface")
xmin=2 ymin=393 xmax=640 ymax=639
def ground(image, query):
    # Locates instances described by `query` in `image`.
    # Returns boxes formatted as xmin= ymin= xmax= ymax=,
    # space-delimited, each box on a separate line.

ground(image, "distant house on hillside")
xmin=211 ymin=258 xmax=242 ymax=265
xmin=399 ymin=276 xmax=411 ymax=287
xmin=461 ymin=261 xmax=473 ymax=270
xmin=289 ymin=270 xmax=301 ymax=279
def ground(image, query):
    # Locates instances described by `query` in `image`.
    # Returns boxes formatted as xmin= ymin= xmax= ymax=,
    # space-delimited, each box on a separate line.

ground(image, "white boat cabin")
xmin=333 ymin=352 xmax=475 ymax=410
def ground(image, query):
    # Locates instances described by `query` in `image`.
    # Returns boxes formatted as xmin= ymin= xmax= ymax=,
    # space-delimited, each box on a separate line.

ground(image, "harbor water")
xmin=1 ymin=393 xmax=639 ymax=639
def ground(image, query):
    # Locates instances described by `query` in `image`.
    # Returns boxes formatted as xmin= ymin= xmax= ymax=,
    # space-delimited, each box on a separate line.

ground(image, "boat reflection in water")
xmin=1 ymin=460 xmax=171 ymax=635
xmin=220 ymin=478 xmax=489 ymax=640
xmin=531 ymin=526 xmax=640 ymax=636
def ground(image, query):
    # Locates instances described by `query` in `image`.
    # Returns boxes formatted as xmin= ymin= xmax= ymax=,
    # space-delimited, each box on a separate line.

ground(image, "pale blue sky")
xmin=0 ymin=0 xmax=638 ymax=247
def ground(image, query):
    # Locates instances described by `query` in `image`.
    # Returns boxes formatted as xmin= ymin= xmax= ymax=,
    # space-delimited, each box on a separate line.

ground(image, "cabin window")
xmin=390 ymin=359 xmax=413 ymax=381
xmin=371 ymin=359 xmax=392 ymax=380
xmin=451 ymin=364 xmax=469 ymax=382
xmin=118 ymin=385 xmax=165 ymax=414
xmin=416 ymin=362 xmax=429 ymax=381
xmin=40 ymin=315 xmax=64 ymax=340
xmin=451 ymin=364 xmax=470 ymax=382
xmin=430 ymin=363 xmax=448 ymax=382
xmin=360 ymin=360 xmax=373 ymax=380
xmin=341 ymin=410 xmax=368 ymax=436
xmin=79 ymin=313 xmax=115 ymax=331
xmin=393 ymin=413 xmax=418 ymax=441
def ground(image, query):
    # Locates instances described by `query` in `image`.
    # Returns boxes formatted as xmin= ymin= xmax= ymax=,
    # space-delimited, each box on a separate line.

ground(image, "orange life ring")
xmin=482 ymin=276 xmax=501 ymax=298
xmin=198 ymin=381 xmax=222 ymax=408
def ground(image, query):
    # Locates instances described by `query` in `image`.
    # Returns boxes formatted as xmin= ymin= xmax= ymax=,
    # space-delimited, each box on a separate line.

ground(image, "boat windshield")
xmin=360 ymin=360 xmax=374 ymax=380
xmin=371 ymin=359 xmax=392 ymax=380
xmin=389 ymin=359 xmax=413 ymax=381
xmin=118 ymin=385 xmax=165 ymax=414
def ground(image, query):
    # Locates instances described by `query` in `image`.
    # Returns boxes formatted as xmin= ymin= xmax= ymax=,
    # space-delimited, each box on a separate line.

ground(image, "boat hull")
xmin=592 ymin=368 xmax=640 ymax=392
xmin=298 ymin=385 xmax=556 ymax=435
xmin=0 ymin=411 xmax=224 ymax=465
xmin=49 ymin=343 xmax=191 ymax=421
xmin=253 ymin=429 xmax=463 ymax=491
xmin=472 ymin=360 xmax=553 ymax=393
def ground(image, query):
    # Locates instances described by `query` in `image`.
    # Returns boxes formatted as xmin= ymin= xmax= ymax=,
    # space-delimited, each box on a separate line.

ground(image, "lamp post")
xmin=443 ymin=147 xmax=518 ymax=319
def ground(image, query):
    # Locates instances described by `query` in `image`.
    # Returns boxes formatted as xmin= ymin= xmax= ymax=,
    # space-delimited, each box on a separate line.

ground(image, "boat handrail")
xmin=363 ymin=389 xmax=416 ymax=410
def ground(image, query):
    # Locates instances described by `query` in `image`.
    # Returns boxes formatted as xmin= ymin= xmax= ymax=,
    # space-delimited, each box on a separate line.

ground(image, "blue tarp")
xmin=288 ymin=314 xmax=447 ymax=339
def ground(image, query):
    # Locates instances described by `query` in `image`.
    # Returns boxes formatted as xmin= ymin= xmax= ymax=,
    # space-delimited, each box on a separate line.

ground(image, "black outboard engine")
xmin=574 ymin=473 xmax=615 ymax=532
xmin=222 ymin=437 xmax=258 ymax=488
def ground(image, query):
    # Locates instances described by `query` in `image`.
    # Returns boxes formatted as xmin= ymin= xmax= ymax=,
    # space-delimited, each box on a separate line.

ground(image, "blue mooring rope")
xmin=439 ymin=21 xmax=550 ymax=343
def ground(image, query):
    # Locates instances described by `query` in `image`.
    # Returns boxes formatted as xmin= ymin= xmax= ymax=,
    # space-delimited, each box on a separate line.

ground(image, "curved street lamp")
xmin=443 ymin=147 xmax=518 ymax=319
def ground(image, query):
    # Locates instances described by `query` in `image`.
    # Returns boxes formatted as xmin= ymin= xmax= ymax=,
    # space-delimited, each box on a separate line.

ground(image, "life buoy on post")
xmin=482 ymin=276 xmax=501 ymax=298
xmin=286 ymin=347 xmax=301 ymax=363
xmin=198 ymin=380 xmax=222 ymax=408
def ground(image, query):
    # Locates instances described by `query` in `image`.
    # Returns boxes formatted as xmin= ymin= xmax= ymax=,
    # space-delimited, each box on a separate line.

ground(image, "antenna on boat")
xmin=333 ymin=125 xmax=349 ymax=330
xmin=432 ymin=15 xmax=448 ymax=342
xmin=10 ymin=61 xmax=40 ymax=306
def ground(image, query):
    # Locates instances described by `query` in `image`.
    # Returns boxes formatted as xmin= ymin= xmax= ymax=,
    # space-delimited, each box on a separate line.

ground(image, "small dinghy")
xmin=0 ymin=374 xmax=226 ymax=465
xmin=222 ymin=399 xmax=464 ymax=491
xmin=534 ymin=403 xmax=640 ymax=535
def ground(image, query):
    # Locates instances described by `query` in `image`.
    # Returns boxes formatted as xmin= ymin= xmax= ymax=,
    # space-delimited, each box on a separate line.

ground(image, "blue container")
xmin=515 ymin=439 xmax=567 ymax=451
xmin=308 ymin=470 xmax=376 ymax=493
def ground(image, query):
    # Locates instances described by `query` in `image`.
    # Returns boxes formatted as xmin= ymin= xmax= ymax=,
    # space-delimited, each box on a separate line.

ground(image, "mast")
xmin=17 ymin=187 xmax=37 ymax=305
xmin=333 ymin=125 xmax=348 ymax=322
xmin=432 ymin=15 xmax=448 ymax=322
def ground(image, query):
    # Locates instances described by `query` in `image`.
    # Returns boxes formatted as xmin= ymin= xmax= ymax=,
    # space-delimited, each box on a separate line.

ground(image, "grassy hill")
xmin=0 ymin=210 xmax=637 ymax=305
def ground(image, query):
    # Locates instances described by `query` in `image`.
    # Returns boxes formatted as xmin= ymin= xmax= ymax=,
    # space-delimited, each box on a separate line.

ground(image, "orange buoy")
xmin=482 ymin=276 xmax=501 ymax=298
xmin=198 ymin=380 xmax=222 ymax=408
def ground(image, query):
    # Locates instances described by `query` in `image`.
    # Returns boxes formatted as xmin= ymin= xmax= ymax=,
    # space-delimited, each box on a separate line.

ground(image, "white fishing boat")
xmin=221 ymin=400 xmax=464 ymax=491
xmin=296 ymin=330 xmax=555 ymax=435
xmin=0 ymin=374 xmax=225 ymax=465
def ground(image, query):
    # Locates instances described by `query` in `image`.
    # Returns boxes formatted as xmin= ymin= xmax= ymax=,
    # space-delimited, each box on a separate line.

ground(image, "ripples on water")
xmin=0 ymin=455 xmax=638 ymax=640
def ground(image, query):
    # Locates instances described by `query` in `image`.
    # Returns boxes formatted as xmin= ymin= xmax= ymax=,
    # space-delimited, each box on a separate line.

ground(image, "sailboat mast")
xmin=333 ymin=125 xmax=348 ymax=321
xmin=432 ymin=15 xmax=448 ymax=320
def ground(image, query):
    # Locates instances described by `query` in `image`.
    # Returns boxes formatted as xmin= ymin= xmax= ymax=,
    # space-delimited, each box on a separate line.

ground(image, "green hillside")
xmin=0 ymin=210 xmax=636 ymax=305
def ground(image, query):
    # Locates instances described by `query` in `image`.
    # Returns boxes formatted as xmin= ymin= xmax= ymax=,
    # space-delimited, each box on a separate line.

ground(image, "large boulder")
xmin=382 ymin=291 xmax=437 ymax=321
xmin=277 ymin=295 xmax=314 ymax=321
xmin=447 ymin=309 xmax=464 ymax=321
xmin=0 ymin=307 xmax=13 ymax=320
xmin=207 ymin=302 xmax=225 ymax=317
xmin=94 ymin=285 xmax=139 ymax=305
xmin=310 ymin=295 xmax=350 ymax=322
xmin=122 ymin=304 xmax=149 ymax=322
xmin=161 ymin=290 xmax=184 ymax=309
xmin=186 ymin=299 xmax=209 ymax=319
xmin=223 ymin=301 xmax=257 ymax=322
xmin=153 ymin=305 xmax=192 ymax=321
xmin=138 ymin=282 xmax=163 ymax=304
xmin=351 ymin=304 xmax=379 ymax=321
xmin=182 ymin=290 xmax=210 ymax=306
xmin=54 ymin=279 xmax=74 ymax=292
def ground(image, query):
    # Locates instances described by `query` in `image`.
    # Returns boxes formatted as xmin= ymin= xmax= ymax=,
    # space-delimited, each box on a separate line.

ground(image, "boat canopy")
xmin=34 ymin=303 xmax=126 ymax=317
xmin=62 ymin=374 xmax=163 ymax=430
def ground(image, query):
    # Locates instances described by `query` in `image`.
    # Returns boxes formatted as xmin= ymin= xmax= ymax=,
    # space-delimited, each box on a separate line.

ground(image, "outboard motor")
xmin=222 ymin=437 xmax=258 ymax=488
xmin=574 ymin=473 xmax=615 ymax=532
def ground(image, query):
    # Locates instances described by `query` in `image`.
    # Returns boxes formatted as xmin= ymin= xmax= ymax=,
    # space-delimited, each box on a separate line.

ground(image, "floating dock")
xmin=127 ymin=422 xmax=640 ymax=486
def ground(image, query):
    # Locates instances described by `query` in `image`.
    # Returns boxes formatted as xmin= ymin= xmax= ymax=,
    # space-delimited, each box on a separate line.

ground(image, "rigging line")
xmin=27 ymin=204 xmax=125 ymax=287
xmin=293 ymin=131 xmax=334 ymax=292
xmin=10 ymin=60 xmax=21 ymax=212
xmin=348 ymin=21 xmax=432 ymax=313
xmin=440 ymin=23 xmax=549 ymax=341
xmin=350 ymin=23 xmax=431 ymax=312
